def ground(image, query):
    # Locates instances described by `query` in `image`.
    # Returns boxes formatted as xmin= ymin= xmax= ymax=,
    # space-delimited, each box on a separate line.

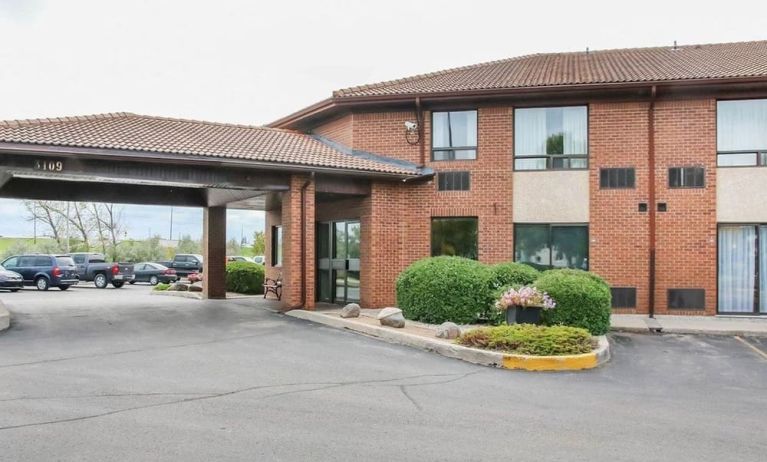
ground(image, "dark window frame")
xmin=271 ymin=225 xmax=283 ymax=267
xmin=430 ymin=216 xmax=479 ymax=260
xmin=599 ymin=167 xmax=636 ymax=189
xmin=513 ymin=223 xmax=589 ymax=270
xmin=716 ymin=98 xmax=767 ymax=168
xmin=513 ymin=105 xmax=590 ymax=171
xmin=437 ymin=171 xmax=471 ymax=191
xmin=610 ymin=287 xmax=637 ymax=308
xmin=668 ymin=166 xmax=705 ymax=189
xmin=431 ymin=110 xmax=478 ymax=161
xmin=667 ymin=288 xmax=706 ymax=310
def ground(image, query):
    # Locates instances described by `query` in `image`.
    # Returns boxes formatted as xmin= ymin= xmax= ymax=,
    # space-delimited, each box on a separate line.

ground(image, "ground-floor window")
xmin=431 ymin=217 xmax=478 ymax=259
xmin=271 ymin=225 xmax=283 ymax=266
xmin=718 ymin=224 xmax=767 ymax=314
xmin=514 ymin=224 xmax=588 ymax=271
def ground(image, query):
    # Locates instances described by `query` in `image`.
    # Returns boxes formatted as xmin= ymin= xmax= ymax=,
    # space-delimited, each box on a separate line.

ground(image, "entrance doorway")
xmin=718 ymin=224 xmax=767 ymax=314
xmin=317 ymin=220 xmax=360 ymax=304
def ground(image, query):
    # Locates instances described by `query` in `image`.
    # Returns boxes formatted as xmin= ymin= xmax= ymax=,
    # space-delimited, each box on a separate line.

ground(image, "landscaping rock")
xmin=340 ymin=303 xmax=360 ymax=318
xmin=436 ymin=322 xmax=461 ymax=339
xmin=169 ymin=282 xmax=189 ymax=292
xmin=188 ymin=283 xmax=203 ymax=293
xmin=377 ymin=307 xmax=405 ymax=328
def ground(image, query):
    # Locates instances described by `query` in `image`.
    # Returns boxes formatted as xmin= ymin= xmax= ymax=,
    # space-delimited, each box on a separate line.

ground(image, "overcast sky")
xmin=0 ymin=0 xmax=765 ymax=240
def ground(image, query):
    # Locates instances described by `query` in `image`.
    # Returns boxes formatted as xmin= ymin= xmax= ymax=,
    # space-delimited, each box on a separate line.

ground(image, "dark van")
xmin=0 ymin=254 xmax=80 ymax=291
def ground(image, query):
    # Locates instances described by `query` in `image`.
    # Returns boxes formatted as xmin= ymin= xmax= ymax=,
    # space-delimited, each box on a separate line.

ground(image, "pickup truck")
xmin=70 ymin=253 xmax=135 ymax=288
xmin=156 ymin=254 xmax=204 ymax=277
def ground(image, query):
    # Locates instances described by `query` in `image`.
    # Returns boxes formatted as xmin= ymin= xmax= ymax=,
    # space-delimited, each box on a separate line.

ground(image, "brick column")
xmin=202 ymin=206 xmax=227 ymax=299
xmin=281 ymin=175 xmax=315 ymax=309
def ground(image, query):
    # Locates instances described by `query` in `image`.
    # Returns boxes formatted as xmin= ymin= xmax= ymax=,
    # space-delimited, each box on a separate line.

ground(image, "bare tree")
xmin=50 ymin=202 xmax=92 ymax=250
xmin=87 ymin=203 xmax=108 ymax=254
xmin=95 ymin=203 xmax=125 ymax=261
xmin=24 ymin=200 xmax=65 ymax=245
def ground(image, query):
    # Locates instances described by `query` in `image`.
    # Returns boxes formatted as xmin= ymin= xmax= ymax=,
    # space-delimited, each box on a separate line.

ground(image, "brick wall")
xmin=312 ymin=114 xmax=354 ymax=146
xmin=590 ymin=102 xmax=651 ymax=314
xmin=653 ymin=99 xmax=717 ymax=315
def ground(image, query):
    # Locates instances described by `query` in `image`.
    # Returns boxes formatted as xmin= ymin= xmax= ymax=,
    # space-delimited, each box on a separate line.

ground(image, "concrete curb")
xmin=150 ymin=290 xmax=202 ymax=300
xmin=286 ymin=310 xmax=610 ymax=372
xmin=0 ymin=300 xmax=10 ymax=332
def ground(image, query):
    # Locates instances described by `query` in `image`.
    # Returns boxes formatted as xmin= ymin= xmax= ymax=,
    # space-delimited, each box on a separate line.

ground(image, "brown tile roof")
xmin=334 ymin=41 xmax=767 ymax=98
xmin=0 ymin=113 xmax=422 ymax=177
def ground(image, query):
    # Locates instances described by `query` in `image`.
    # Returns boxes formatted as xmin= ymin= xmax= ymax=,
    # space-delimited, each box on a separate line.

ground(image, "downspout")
xmin=416 ymin=97 xmax=425 ymax=167
xmin=290 ymin=172 xmax=314 ymax=310
xmin=648 ymin=86 xmax=657 ymax=319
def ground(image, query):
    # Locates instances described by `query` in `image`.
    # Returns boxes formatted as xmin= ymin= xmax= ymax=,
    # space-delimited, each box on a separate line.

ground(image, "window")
xmin=718 ymin=225 xmax=767 ymax=314
xmin=668 ymin=289 xmax=705 ymax=310
xmin=73 ymin=254 xmax=85 ymax=264
xmin=2 ymin=257 xmax=18 ymax=268
xmin=55 ymin=257 xmax=75 ymax=267
xmin=611 ymin=288 xmax=637 ymax=308
xmin=600 ymin=168 xmax=635 ymax=189
xmin=668 ymin=167 xmax=704 ymax=188
xmin=271 ymin=225 xmax=283 ymax=266
xmin=717 ymin=99 xmax=767 ymax=166
xmin=431 ymin=217 xmax=478 ymax=259
xmin=33 ymin=256 xmax=52 ymax=266
xmin=432 ymin=110 xmax=477 ymax=161
xmin=514 ymin=106 xmax=588 ymax=170
xmin=514 ymin=224 xmax=588 ymax=270
xmin=437 ymin=171 xmax=470 ymax=191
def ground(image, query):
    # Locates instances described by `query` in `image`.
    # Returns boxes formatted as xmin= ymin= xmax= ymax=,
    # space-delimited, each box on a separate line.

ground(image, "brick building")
xmin=267 ymin=40 xmax=767 ymax=316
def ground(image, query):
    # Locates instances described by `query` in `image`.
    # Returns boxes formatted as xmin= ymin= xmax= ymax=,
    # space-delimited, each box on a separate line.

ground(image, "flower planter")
xmin=506 ymin=305 xmax=543 ymax=325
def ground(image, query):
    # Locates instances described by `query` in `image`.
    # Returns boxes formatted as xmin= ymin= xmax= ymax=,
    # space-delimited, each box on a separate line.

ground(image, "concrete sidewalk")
xmin=612 ymin=314 xmax=767 ymax=337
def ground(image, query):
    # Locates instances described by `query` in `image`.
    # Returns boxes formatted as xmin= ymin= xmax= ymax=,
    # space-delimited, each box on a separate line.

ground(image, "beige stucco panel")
xmin=512 ymin=171 xmax=589 ymax=223
xmin=717 ymin=168 xmax=767 ymax=222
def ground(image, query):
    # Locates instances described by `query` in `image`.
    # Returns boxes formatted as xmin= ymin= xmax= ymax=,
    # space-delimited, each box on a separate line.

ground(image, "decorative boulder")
xmin=340 ymin=303 xmax=361 ymax=318
xmin=436 ymin=322 xmax=461 ymax=339
xmin=377 ymin=307 xmax=405 ymax=328
xmin=169 ymin=282 xmax=189 ymax=292
xmin=188 ymin=283 xmax=203 ymax=293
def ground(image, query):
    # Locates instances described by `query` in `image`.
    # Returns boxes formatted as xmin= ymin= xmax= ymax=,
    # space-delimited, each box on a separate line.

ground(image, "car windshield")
xmin=0 ymin=264 xmax=5 ymax=271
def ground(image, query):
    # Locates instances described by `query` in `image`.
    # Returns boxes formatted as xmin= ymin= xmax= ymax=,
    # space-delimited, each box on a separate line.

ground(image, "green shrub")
xmin=225 ymin=261 xmax=265 ymax=294
xmin=490 ymin=262 xmax=539 ymax=288
xmin=153 ymin=282 xmax=170 ymax=291
xmin=456 ymin=324 xmax=593 ymax=356
xmin=534 ymin=269 xmax=611 ymax=335
xmin=396 ymin=256 xmax=494 ymax=324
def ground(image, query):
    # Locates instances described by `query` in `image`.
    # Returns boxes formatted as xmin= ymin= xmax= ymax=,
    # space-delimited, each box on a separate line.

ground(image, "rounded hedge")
xmin=490 ymin=262 xmax=539 ymax=289
xmin=535 ymin=269 xmax=611 ymax=335
xmin=225 ymin=261 xmax=265 ymax=294
xmin=396 ymin=256 xmax=493 ymax=324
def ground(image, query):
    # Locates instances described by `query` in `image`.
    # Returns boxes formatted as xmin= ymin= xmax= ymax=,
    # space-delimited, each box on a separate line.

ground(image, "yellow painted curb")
xmin=502 ymin=352 xmax=598 ymax=371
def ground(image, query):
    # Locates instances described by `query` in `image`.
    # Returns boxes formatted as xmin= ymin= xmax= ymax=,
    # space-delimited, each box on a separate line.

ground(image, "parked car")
xmin=0 ymin=254 xmax=79 ymax=291
xmin=156 ymin=254 xmax=203 ymax=277
xmin=130 ymin=262 xmax=178 ymax=286
xmin=227 ymin=256 xmax=250 ymax=263
xmin=0 ymin=264 xmax=23 ymax=292
xmin=70 ymin=253 xmax=135 ymax=289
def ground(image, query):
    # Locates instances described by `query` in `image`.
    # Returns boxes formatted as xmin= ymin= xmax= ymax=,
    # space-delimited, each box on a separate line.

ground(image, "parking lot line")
xmin=734 ymin=336 xmax=767 ymax=361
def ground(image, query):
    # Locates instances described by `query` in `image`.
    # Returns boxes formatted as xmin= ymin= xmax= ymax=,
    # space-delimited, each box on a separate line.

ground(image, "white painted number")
xmin=34 ymin=160 xmax=63 ymax=172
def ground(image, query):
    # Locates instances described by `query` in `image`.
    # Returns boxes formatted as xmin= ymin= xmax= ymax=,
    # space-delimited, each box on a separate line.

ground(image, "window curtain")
xmin=717 ymin=99 xmax=767 ymax=151
xmin=562 ymin=106 xmax=588 ymax=155
xmin=760 ymin=227 xmax=767 ymax=313
xmin=432 ymin=112 xmax=450 ymax=148
xmin=718 ymin=225 xmax=755 ymax=313
xmin=449 ymin=111 xmax=476 ymax=148
xmin=514 ymin=108 xmax=547 ymax=156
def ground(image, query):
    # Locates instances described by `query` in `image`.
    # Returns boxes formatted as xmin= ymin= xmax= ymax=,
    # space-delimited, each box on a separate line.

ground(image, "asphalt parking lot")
xmin=0 ymin=285 xmax=765 ymax=461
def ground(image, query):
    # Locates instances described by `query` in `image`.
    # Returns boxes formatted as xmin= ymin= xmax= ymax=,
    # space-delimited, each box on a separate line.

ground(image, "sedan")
xmin=0 ymin=264 xmax=23 ymax=292
xmin=130 ymin=262 xmax=178 ymax=286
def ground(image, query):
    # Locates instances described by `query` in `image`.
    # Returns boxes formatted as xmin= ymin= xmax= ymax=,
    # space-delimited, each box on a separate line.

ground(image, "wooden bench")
xmin=263 ymin=275 xmax=283 ymax=301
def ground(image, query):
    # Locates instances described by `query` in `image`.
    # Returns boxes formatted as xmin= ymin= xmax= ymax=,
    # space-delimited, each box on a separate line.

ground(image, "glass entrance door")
xmin=317 ymin=220 xmax=360 ymax=304
xmin=718 ymin=224 xmax=767 ymax=314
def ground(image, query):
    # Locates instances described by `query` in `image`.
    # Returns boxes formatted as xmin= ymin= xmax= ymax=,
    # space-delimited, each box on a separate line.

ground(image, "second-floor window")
xmin=514 ymin=106 xmax=588 ymax=170
xmin=717 ymin=99 xmax=767 ymax=166
xmin=432 ymin=110 xmax=477 ymax=161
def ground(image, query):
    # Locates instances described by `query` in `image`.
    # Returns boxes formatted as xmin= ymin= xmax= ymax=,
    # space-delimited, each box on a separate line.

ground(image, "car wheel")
xmin=149 ymin=275 xmax=159 ymax=286
xmin=129 ymin=281 xmax=136 ymax=285
xmin=10 ymin=289 xmax=20 ymax=293
xmin=94 ymin=273 xmax=108 ymax=289
xmin=112 ymin=281 xmax=125 ymax=288
xmin=35 ymin=277 xmax=50 ymax=291
xmin=59 ymin=285 xmax=70 ymax=291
